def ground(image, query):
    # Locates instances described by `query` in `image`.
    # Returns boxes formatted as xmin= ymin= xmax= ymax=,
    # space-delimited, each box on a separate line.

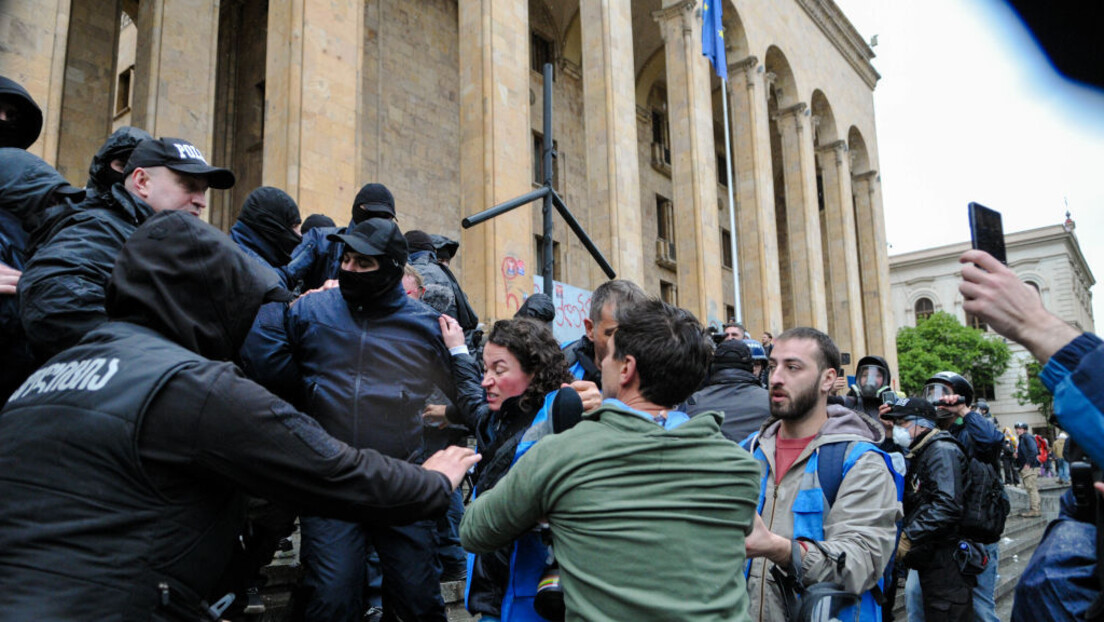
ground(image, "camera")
xmin=881 ymin=391 xmax=898 ymax=405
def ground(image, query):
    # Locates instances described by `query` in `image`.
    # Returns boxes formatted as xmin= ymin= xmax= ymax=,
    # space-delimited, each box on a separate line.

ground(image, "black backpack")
xmin=959 ymin=455 xmax=1011 ymax=544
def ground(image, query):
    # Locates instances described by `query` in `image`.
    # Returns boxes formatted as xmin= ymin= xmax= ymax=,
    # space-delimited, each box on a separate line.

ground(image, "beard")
xmin=770 ymin=379 xmax=821 ymax=421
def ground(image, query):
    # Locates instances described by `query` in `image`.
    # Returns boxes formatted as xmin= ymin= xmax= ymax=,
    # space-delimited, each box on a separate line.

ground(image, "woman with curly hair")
xmin=441 ymin=316 xmax=583 ymax=622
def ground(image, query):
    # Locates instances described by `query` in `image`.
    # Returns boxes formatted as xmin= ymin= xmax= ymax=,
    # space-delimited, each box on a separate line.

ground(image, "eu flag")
xmin=701 ymin=0 xmax=727 ymax=81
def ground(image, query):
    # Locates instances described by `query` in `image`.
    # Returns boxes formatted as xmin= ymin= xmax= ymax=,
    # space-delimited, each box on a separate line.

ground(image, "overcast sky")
xmin=831 ymin=0 xmax=1104 ymax=327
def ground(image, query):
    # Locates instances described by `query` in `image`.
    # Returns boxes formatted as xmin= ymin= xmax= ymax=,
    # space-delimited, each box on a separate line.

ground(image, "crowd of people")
xmin=0 ymin=75 xmax=1102 ymax=622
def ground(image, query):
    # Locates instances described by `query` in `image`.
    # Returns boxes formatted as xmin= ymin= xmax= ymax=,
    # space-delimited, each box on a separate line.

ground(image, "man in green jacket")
xmin=461 ymin=299 xmax=760 ymax=622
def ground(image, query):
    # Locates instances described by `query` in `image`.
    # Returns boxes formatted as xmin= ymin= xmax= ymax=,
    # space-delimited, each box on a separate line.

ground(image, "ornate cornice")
xmin=852 ymin=169 xmax=878 ymax=182
xmin=652 ymin=0 xmax=696 ymax=42
xmin=815 ymin=139 xmax=848 ymax=153
xmin=728 ymin=55 xmax=759 ymax=74
xmin=795 ymin=0 xmax=880 ymax=90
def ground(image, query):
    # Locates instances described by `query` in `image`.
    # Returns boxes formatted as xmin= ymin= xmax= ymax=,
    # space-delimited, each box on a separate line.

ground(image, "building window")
xmin=534 ymin=235 xmax=563 ymax=282
xmin=115 ymin=65 xmax=134 ymax=116
xmin=660 ymin=280 xmax=678 ymax=305
xmin=914 ymin=297 xmax=934 ymax=322
xmin=967 ymin=312 xmax=988 ymax=332
xmin=531 ymin=31 xmax=554 ymax=74
xmin=975 ymin=381 xmax=996 ymax=401
xmin=725 ymin=305 xmax=736 ymax=324
xmin=720 ymin=228 xmax=733 ymax=269
xmin=717 ymin=152 xmax=728 ymax=187
xmin=532 ymin=132 xmax=559 ymax=188
xmin=651 ymin=108 xmax=671 ymax=167
xmin=655 ymin=195 xmax=676 ymax=265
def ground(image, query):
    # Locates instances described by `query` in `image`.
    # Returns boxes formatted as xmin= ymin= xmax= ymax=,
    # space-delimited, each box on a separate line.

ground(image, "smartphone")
xmin=881 ymin=390 xmax=898 ymax=405
xmin=968 ymin=202 xmax=1007 ymax=265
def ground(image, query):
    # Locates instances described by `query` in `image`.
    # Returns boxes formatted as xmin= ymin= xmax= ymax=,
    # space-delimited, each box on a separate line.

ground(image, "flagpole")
xmin=721 ymin=77 xmax=741 ymax=323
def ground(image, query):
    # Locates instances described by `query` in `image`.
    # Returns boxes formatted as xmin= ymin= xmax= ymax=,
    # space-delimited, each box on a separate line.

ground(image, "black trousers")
xmin=915 ymin=545 xmax=976 ymax=622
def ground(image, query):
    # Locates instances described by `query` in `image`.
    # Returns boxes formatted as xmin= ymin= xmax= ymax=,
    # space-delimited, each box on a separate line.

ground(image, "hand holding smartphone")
xmin=968 ymin=202 xmax=1006 ymax=265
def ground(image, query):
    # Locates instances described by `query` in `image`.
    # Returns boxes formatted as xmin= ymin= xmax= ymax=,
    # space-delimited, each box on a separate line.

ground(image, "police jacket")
xmin=19 ymin=183 xmax=154 ymax=360
xmin=901 ymin=429 xmax=968 ymax=564
xmin=679 ymin=367 xmax=771 ymax=444
xmin=241 ymin=282 xmax=457 ymax=461
xmin=0 ymin=148 xmax=85 ymax=400
xmin=0 ymin=212 xmax=452 ymax=621
xmin=283 ymin=223 xmax=344 ymax=291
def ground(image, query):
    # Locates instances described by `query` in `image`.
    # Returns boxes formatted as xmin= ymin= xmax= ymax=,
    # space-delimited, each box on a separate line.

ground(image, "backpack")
xmin=959 ymin=452 xmax=1011 ymax=544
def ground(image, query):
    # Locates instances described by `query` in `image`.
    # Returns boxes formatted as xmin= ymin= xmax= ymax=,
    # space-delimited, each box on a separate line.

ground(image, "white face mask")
xmin=892 ymin=425 xmax=913 ymax=451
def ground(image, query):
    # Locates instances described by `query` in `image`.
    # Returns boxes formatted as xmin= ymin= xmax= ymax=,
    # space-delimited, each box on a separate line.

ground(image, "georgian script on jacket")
xmin=9 ymin=358 xmax=121 ymax=401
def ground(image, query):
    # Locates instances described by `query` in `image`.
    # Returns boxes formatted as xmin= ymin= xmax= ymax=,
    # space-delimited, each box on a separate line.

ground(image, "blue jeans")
xmin=972 ymin=542 xmax=999 ymax=622
xmin=1057 ymin=458 xmax=1070 ymax=481
xmin=905 ymin=569 xmax=925 ymax=622
xmin=299 ymin=515 xmax=445 ymax=622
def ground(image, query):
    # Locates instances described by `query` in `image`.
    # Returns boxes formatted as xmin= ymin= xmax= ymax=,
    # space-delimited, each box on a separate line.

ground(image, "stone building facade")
xmin=1 ymin=0 xmax=895 ymax=376
xmin=889 ymin=221 xmax=1095 ymax=432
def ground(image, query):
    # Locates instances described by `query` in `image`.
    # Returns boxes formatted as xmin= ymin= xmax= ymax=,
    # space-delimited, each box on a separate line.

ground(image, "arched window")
xmin=914 ymin=297 xmax=934 ymax=322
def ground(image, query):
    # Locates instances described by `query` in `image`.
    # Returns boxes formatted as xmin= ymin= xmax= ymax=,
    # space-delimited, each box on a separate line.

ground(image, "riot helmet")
xmin=923 ymin=371 xmax=974 ymax=406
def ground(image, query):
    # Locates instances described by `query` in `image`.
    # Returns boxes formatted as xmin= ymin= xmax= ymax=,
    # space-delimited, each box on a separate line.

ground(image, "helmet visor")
xmin=857 ymin=365 xmax=886 ymax=390
xmin=923 ymin=382 xmax=955 ymax=404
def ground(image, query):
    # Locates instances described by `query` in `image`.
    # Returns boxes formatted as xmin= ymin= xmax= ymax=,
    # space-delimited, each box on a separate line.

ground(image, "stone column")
xmin=457 ymin=0 xmax=533 ymax=321
xmin=853 ymin=170 xmax=896 ymax=373
xmin=775 ymin=102 xmax=828 ymax=329
xmin=264 ymin=0 xmax=361 ymax=220
xmin=132 ymin=0 xmax=220 ymax=156
xmin=0 ymin=0 xmax=73 ymax=163
xmin=727 ymin=55 xmax=782 ymax=335
xmin=55 ymin=0 xmax=121 ymax=185
xmin=654 ymin=0 xmax=723 ymax=326
xmin=817 ymin=139 xmax=865 ymax=361
xmin=580 ymin=0 xmax=644 ymax=285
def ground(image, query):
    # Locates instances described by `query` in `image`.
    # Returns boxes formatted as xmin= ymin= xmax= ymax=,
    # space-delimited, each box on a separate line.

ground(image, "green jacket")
xmin=461 ymin=403 xmax=761 ymax=622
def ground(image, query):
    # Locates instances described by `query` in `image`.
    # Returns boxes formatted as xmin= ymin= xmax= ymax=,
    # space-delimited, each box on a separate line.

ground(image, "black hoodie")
xmin=84 ymin=126 xmax=152 ymax=198
xmin=0 ymin=76 xmax=43 ymax=150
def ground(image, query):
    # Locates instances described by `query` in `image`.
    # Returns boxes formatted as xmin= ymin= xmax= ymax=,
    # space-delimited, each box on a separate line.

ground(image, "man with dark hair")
xmin=1014 ymin=422 xmax=1041 ymax=517
xmin=461 ymin=299 xmax=760 ymax=621
xmin=680 ymin=338 xmax=771 ymax=443
xmin=744 ymin=326 xmax=901 ymax=622
xmin=562 ymin=278 xmax=646 ymax=384
xmin=724 ymin=322 xmax=746 ymax=341
xmin=19 ymin=137 xmax=234 ymax=361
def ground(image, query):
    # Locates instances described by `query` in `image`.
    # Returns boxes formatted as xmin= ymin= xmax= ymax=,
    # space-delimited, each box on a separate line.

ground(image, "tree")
xmin=895 ymin=311 xmax=1012 ymax=397
xmin=1013 ymin=359 xmax=1053 ymax=420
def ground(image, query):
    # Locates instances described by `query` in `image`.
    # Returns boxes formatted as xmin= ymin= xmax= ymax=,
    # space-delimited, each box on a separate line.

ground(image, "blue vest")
xmin=747 ymin=435 xmax=903 ymax=622
xmin=466 ymin=391 xmax=560 ymax=622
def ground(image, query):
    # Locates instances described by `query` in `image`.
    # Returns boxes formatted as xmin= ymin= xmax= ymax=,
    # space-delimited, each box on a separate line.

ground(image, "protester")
xmin=230 ymin=186 xmax=301 ymax=285
xmin=743 ymin=338 xmax=770 ymax=387
xmin=83 ymin=126 xmax=152 ymax=200
xmin=283 ymin=182 xmax=395 ymax=291
xmin=241 ymin=217 xmax=466 ymax=621
xmin=1014 ymin=423 xmax=1042 ymax=517
xmin=743 ymin=327 xmax=902 ymax=622
xmin=0 ymin=211 xmax=478 ymax=619
xmin=0 ymin=148 xmax=85 ymax=401
xmin=1001 ymin=429 xmax=1021 ymax=486
xmin=957 ymin=249 xmax=1104 ymax=620
xmin=406 ymin=229 xmax=462 ymax=319
xmin=679 ymin=338 xmax=770 ymax=443
xmin=1054 ymin=431 xmax=1070 ymax=485
xmin=441 ymin=317 xmax=588 ymax=619
xmin=0 ymin=76 xmax=42 ymax=149
xmin=514 ymin=292 xmax=555 ymax=326
xmin=723 ymin=321 xmax=746 ymax=341
xmin=882 ymin=398 xmax=973 ymax=621
xmin=300 ymin=213 xmax=335 ymax=234
xmin=19 ymin=137 xmax=233 ymax=361
xmin=423 ymin=232 xmax=479 ymax=335
xmin=562 ymin=279 xmax=646 ymax=384
xmin=460 ymin=300 xmax=761 ymax=622
xmin=403 ymin=264 xmax=425 ymax=300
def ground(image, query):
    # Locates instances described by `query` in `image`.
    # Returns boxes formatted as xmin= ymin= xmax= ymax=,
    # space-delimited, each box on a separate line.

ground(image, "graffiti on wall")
xmin=501 ymin=254 xmax=594 ymax=343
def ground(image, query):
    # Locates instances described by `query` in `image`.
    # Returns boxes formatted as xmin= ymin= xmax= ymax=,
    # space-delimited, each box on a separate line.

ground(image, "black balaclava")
xmin=338 ymin=256 xmax=403 ymax=309
xmin=238 ymin=186 xmax=302 ymax=265
xmin=85 ymin=126 xmax=152 ymax=196
xmin=0 ymin=76 xmax=43 ymax=150
xmin=350 ymin=183 xmax=395 ymax=224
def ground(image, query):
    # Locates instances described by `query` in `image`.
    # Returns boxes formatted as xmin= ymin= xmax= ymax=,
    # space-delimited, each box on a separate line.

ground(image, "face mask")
xmin=0 ymin=119 xmax=21 ymax=148
xmin=338 ymin=263 xmax=402 ymax=309
xmin=892 ymin=425 xmax=913 ymax=451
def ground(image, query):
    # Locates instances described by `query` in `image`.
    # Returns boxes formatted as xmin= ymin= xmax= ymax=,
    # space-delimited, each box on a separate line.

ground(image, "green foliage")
xmin=895 ymin=311 xmax=1012 ymax=397
xmin=1013 ymin=360 xmax=1053 ymax=419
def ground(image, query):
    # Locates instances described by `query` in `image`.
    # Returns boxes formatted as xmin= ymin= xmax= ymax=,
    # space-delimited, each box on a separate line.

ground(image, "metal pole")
xmin=551 ymin=190 xmax=616 ymax=279
xmin=721 ymin=79 xmax=742 ymax=323
xmin=542 ymin=62 xmax=555 ymax=296
xmin=461 ymin=187 xmax=550 ymax=228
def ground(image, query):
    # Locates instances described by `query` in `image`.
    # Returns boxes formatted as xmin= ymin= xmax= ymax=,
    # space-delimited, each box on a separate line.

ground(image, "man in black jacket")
xmin=679 ymin=338 xmax=770 ymax=443
xmin=884 ymin=398 xmax=973 ymax=622
xmin=19 ymin=136 xmax=234 ymax=360
xmin=0 ymin=211 xmax=478 ymax=620
xmin=0 ymin=76 xmax=42 ymax=149
xmin=1013 ymin=422 xmax=1041 ymax=517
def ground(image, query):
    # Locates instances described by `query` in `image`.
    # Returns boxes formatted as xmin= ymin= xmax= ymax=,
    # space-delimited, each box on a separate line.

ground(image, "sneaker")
xmin=441 ymin=564 xmax=467 ymax=582
xmin=363 ymin=606 xmax=384 ymax=622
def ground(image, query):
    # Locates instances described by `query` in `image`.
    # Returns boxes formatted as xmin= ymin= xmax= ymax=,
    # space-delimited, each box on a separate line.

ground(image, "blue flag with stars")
xmin=701 ymin=0 xmax=727 ymax=81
